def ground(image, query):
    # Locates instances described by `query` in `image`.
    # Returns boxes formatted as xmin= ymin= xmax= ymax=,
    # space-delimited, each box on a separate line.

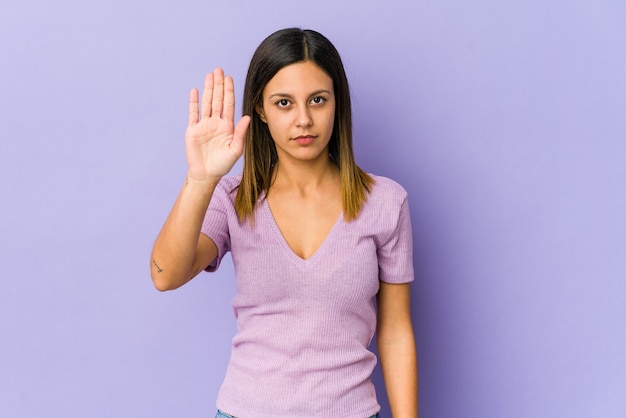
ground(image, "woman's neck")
xmin=271 ymin=156 xmax=339 ymax=194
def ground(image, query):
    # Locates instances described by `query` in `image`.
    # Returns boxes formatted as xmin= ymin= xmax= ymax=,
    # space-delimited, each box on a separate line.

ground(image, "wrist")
xmin=185 ymin=171 xmax=221 ymax=187
xmin=184 ymin=172 xmax=221 ymax=197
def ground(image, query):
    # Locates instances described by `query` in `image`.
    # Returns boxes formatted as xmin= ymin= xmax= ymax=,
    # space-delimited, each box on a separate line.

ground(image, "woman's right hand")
xmin=185 ymin=68 xmax=251 ymax=184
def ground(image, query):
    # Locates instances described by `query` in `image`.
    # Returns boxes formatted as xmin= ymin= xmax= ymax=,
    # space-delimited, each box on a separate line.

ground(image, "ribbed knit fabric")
xmin=201 ymin=174 xmax=414 ymax=418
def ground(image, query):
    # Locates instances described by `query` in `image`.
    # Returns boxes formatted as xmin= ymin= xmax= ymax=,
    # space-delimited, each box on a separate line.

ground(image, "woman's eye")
xmin=311 ymin=96 xmax=326 ymax=105
xmin=276 ymin=99 xmax=290 ymax=107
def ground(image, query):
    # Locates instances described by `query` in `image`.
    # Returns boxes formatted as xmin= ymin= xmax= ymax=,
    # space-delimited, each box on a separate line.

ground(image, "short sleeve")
xmin=200 ymin=180 xmax=233 ymax=272
xmin=377 ymin=196 xmax=415 ymax=284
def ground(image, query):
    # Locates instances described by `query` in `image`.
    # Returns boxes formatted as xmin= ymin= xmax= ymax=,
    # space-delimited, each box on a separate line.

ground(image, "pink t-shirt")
xmin=201 ymin=174 xmax=414 ymax=418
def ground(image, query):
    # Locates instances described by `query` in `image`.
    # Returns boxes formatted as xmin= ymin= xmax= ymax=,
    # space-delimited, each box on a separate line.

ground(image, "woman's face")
xmin=257 ymin=60 xmax=335 ymax=165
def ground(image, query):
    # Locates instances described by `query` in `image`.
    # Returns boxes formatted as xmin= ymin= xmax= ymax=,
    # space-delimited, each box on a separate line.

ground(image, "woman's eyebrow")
xmin=267 ymin=92 xmax=294 ymax=100
xmin=308 ymin=89 xmax=332 ymax=97
xmin=267 ymin=89 xmax=333 ymax=100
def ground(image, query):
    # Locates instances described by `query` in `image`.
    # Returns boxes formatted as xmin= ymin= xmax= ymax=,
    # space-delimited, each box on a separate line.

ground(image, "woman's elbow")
xmin=150 ymin=263 xmax=186 ymax=292
xmin=152 ymin=276 xmax=173 ymax=292
xmin=150 ymin=271 xmax=171 ymax=291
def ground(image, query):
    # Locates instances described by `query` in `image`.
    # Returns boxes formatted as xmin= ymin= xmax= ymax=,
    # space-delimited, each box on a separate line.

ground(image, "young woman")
xmin=151 ymin=28 xmax=417 ymax=418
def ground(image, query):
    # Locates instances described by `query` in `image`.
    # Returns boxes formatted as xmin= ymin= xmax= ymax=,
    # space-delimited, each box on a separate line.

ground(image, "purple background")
xmin=2 ymin=1 xmax=625 ymax=417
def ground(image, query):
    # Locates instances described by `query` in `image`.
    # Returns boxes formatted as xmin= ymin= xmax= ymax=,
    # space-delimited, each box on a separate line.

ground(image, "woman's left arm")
xmin=377 ymin=281 xmax=418 ymax=417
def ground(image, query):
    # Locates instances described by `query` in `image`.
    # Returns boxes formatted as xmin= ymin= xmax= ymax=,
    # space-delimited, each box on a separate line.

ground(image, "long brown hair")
xmin=235 ymin=28 xmax=373 ymax=221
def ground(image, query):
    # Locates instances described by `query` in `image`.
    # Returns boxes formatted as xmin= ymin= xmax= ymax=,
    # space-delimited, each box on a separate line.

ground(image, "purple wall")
xmin=2 ymin=1 xmax=625 ymax=417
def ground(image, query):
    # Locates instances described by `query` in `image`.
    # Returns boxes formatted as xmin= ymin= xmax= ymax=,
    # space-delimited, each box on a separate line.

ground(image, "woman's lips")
xmin=293 ymin=135 xmax=315 ymax=145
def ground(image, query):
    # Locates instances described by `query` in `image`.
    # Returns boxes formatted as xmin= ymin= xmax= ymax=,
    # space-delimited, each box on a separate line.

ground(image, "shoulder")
xmin=354 ymin=174 xmax=412 ymax=246
xmin=367 ymin=174 xmax=408 ymax=204
xmin=354 ymin=174 xmax=409 ymax=226
xmin=207 ymin=176 xmax=242 ymax=212
xmin=215 ymin=175 xmax=242 ymax=197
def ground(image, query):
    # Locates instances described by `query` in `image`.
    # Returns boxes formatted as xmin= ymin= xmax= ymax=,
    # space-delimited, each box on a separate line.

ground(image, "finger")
xmin=188 ymin=88 xmax=199 ymax=126
xmin=212 ymin=68 xmax=225 ymax=118
xmin=231 ymin=115 xmax=251 ymax=155
xmin=201 ymin=73 xmax=214 ymax=118
xmin=223 ymin=75 xmax=235 ymax=122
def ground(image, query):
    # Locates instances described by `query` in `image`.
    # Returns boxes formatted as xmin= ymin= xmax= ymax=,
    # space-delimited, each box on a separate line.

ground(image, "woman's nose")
xmin=295 ymin=106 xmax=313 ymax=127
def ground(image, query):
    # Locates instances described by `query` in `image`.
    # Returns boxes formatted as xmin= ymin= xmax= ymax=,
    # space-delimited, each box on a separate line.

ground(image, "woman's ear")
xmin=255 ymin=103 xmax=267 ymax=123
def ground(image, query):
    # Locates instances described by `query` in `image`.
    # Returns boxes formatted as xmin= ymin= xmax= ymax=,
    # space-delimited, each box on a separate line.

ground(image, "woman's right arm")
xmin=150 ymin=68 xmax=250 ymax=291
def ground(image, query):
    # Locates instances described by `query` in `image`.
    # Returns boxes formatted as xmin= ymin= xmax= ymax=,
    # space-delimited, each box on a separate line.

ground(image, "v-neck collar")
xmin=260 ymin=195 xmax=344 ymax=267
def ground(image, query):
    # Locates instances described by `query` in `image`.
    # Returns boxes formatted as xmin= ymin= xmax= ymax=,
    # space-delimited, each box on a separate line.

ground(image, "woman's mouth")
xmin=293 ymin=135 xmax=316 ymax=145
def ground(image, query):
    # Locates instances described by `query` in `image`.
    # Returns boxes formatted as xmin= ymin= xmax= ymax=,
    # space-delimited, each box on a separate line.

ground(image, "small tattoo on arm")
xmin=152 ymin=259 xmax=163 ymax=273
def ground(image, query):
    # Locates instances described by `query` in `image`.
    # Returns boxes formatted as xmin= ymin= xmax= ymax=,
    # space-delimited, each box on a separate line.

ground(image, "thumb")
xmin=231 ymin=115 xmax=251 ymax=155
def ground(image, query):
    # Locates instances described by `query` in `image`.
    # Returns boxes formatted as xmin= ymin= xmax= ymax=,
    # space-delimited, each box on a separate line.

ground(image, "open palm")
xmin=185 ymin=68 xmax=250 ymax=183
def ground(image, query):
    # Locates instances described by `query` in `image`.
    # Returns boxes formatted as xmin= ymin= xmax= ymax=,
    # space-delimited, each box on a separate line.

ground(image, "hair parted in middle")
xmin=235 ymin=27 xmax=374 ymax=222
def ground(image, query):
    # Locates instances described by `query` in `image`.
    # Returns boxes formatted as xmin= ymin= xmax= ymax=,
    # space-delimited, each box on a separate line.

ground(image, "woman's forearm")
xmin=377 ymin=282 xmax=418 ymax=417
xmin=150 ymin=175 xmax=219 ymax=291
xmin=378 ymin=331 xmax=418 ymax=417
